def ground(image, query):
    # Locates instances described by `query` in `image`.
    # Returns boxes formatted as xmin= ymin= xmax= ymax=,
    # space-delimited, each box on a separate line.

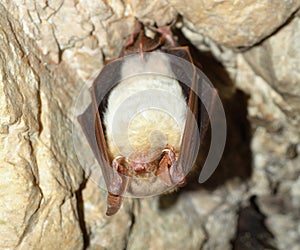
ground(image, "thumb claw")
xmin=106 ymin=193 xmax=123 ymax=216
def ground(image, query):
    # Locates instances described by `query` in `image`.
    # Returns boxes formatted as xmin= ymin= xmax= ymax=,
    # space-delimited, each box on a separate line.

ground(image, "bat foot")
xmin=124 ymin=21 xmax=142 ymax=48
xmin=149 ymin=23 xmax=176 ymax=47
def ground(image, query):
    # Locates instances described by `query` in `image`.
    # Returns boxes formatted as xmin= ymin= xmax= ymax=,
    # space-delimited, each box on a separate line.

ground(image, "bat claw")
xmin=148 ymin=19 xmax=177 ymax=47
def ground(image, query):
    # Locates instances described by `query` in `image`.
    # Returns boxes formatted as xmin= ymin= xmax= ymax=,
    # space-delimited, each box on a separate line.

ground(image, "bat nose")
xmin=133 ymin=162 xmax=147 ymax=172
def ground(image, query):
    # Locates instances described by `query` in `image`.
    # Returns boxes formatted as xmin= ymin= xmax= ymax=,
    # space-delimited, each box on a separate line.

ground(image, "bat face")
xmin=76 ymin=20 xmax=221 ymax=216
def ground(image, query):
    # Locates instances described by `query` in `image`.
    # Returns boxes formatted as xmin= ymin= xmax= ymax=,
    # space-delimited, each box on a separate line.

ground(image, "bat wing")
xmin=165 ymin=47 xmax=214 ymax=182
xmin=77 ymin=59 xmax=128 ymax=197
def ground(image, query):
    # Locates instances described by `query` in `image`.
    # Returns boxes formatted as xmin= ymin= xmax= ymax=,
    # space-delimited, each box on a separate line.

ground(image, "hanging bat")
xmin=78 ymin=20 xmax=215 ymax=216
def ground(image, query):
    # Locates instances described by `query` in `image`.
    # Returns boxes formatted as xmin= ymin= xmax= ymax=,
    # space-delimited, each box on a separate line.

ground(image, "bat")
xmin=78 ymin=20 xmax=215 ymax=216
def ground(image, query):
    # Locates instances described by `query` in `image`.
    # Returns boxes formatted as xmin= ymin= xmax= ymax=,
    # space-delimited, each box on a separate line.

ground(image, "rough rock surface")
xmin=170 ymin=0 xmax=300 ymax=48
xmin=243 ymin=16 xmax=300 ymax=127
xmin=0 ymin=1 xmax=299 ymax=250
xmin=0 ymin=3 xmax=84 ymax=249
xmin=234 ymin=16 xmax=300 ymax=249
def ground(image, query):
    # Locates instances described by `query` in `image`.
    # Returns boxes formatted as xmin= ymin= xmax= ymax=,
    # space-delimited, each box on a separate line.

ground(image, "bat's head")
xmin=116 ymin=148 xmax=164 ymax=178
xmin=128 ymin=150 xmax=158 ymax=172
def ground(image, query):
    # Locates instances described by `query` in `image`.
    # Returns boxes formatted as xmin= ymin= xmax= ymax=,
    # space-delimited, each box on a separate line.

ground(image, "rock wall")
xmin=0 ymin=1 xmax=299 ymax=249
xmin=0 ymin=3 xmax=84 ymax=249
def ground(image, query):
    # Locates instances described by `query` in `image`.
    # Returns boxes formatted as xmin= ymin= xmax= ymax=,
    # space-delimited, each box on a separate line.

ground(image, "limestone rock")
xmin=0 ymin=3 xmax=83 ymax=249
xmin=82 ymin=179 xmax=132 ymax=250
xmin=124 ymin=0 xmax=177 ymax=26
xmin=235 ymin=53 xmax=300 ymax=250
xmin=243 ymin=16 xmax=300 ymax=127
xmin=170 ymin=0 xmax=300 ymax=48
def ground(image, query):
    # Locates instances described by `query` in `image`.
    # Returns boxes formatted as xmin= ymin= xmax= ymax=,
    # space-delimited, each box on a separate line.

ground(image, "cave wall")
xmin=0 ymin=1 xmax=299 ymax=249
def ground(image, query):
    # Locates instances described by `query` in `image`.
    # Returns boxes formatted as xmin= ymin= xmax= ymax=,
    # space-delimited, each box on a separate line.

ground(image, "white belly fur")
xmin=104 ymin=52 xmax=187 ymax=159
